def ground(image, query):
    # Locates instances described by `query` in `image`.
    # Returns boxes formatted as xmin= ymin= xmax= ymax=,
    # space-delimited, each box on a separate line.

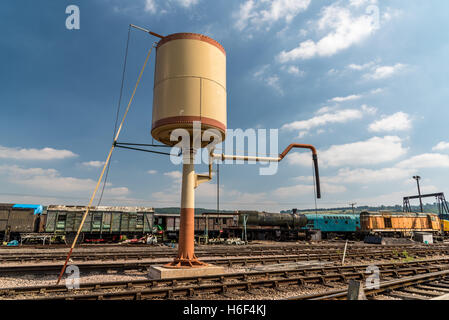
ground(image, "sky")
xmin=1 ymin=0 xmax=449 ymax=212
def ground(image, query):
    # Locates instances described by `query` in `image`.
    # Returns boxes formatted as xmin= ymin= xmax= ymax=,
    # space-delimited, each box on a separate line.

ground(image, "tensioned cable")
xmin=56 ymin=44 xmax=155 ymax=285
xmin=97 ymin=25 xmax=132 ymax=206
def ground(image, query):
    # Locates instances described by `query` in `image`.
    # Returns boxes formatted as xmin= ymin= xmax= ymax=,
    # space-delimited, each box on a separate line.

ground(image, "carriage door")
xmin=427 ymin=215 xmax=433 ymax=229
xmin=384 ymin=217 xmax=392 ymax=228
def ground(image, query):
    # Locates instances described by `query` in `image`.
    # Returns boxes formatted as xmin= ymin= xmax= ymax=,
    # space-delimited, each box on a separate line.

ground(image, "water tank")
xmin=151 ymin=33 xmax=227 ymax=147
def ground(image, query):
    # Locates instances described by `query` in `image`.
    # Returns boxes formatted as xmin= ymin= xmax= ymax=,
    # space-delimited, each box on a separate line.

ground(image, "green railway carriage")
xmin=45 ymin=205 xmax=154 ymax=243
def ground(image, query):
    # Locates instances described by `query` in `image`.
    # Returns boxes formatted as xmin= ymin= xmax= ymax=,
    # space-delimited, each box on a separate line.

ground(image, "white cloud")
xmin=382 ymin=7 xmax=403 ymax=22
xmin=327 ymin=68 xmax=338 ymax=76
xmin=432 ymin=142 xmax=449 ymax=152
xmin=282 ymin=108 xmax=364 ymax=132
xmin=278 ymin=4 xmax=379 ymax=62
xmin=144 ymin=0 xmax=157 ymax=13
xmin=144 ymin=0 xmax=199 ymax=14
xmin=315 ymin=106 xmax=337 ymax=114
xmin=353 ymin=186 xmax=439 ymax=207
xmin=224 ymin=189 xmax=269 ymax=204
xmin=0 ymin=145 xmax=77 ymax=160
xmin=273 ymin=183 xmax=346 ymax=198
xmin=234 ymin=0 xmax=257 ymax=31
xmin=106 ymin=187 xmax=130 ymax=197
xmin=287 ymin=136 xmax=407 ymax=167
xmin=329 ymin=94 xmax=362 ymax=102
xmin=361 ymin=104 xmax=377 ymax=114
xmin=147 ymin=169 xmax=158 ymax=174
xmin=396 ymin=153 xmax=449 ymax=169
xmin=234 ymin=0 xmax=311 ymax=31
xmin=297 ymin=131 xmax=308 ymax=139
xmin=292 ymin=151 xmax=449 ymax=189
xmin=81 ymin=161 xmax=106 ymax=168
xmin=370 ymin=88 xmax=384 ymax=94
xmin=164 ymin=171 xmax=182 ymax=181
xmin=349 ymin=0 xmax=378 ymax=8
xmin=323 ymin=167 xmax=413 ymax=184
xmin=364 ymin=63 xmax=406 ymax=80
xmin=150 ymin=190 xmax=179 ymax=205
xmin=369 ymin=112 xmax=412 ymax=132
xmin=347 ymin=61 xmax=376 ymax=70
xmin=347 ymin=60 xmax=406 ymax=81
xmin=286 ymin=65 xmax=304 ymax=76
xmin=176 ymin=0 xmax=199 ymax=8
xmin=0 ymin=165 xmax=128 ymax=195
xmin=265 ymin=75 xmax=282 ymax=93
xmin=253 ymin=65 xmax=283 ymax=94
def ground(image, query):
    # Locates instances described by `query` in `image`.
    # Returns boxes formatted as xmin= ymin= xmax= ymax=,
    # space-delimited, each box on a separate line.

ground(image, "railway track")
xmin=1 ymin=245 xmax=448 ymax=275
xmin=288 ymin=268 xmax=449 ymax=300
xmin=0 ymin=244 xmax=447 ymax=264
xmin=0 ymin=242 xmax=436 ymax=253
xmin=4 ymin=257 xmax=449 ymax=300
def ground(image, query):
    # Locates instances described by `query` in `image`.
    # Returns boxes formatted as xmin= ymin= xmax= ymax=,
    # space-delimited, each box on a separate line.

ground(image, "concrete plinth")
xmin=148 ymin=264 xmax=226 ymax=279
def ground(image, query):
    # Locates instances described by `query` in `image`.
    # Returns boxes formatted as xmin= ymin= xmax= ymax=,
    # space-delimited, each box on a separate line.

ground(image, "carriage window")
xmin=345 ymin=221 xmax=349 ymax=224
xmin=384 ymin=217 xmax=392 ymax=228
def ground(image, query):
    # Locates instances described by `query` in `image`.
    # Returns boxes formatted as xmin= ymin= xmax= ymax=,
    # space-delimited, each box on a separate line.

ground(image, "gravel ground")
xmin=0 ymin=263 xmax=241 ymax=289
xmin=0 ymin=270 xmax=150 ymax=290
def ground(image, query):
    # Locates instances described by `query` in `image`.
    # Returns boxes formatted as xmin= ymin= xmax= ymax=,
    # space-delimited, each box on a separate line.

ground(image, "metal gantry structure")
xmin=403 ymin=192 xmax=449 ymax=218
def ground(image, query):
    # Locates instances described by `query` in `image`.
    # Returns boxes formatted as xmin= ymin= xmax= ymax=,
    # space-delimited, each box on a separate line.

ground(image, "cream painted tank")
xmin=151 ymin=33 xmax=227 ymax=147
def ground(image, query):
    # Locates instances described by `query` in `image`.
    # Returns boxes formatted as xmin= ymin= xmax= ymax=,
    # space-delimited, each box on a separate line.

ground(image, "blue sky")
xmin=1 ymin=0 xmax=449 ymax=211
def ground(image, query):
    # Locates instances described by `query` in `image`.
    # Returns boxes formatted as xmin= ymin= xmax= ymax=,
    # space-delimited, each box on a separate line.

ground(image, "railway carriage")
xmin=45 ymin=205 xmax=154 ymax=243
xmin=360 ymin=211 xmax=440 ymax=237
xmin=154 ymin=212 xmax=238 ymax=240
xmin=0 ymin=204 xmax=44 ymax=242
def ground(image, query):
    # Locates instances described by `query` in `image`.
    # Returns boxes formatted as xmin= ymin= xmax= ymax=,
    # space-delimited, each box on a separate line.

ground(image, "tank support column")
xmin=166 ymin=148 xmax=207 ymax=268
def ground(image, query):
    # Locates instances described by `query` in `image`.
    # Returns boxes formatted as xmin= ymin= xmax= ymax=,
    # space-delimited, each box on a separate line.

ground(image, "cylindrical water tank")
xmin=151 ymin=33 xmax=227 ymax=147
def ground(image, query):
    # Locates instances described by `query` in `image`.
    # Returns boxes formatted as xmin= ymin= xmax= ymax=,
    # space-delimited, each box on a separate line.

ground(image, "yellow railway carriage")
xmin=360 ymin=211 xmax=440 ymax=237
xmin=441 ymin=219 xmax=449 ymax=234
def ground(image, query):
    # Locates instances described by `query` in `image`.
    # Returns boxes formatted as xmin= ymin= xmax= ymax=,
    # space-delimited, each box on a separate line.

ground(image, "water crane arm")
xmin=280 ymin=144 xmax=320 ymax=199
xmin=210 ymin=143 xmax=321 ymax=199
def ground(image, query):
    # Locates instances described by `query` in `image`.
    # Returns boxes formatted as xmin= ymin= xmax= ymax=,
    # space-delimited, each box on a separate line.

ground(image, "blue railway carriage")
xmin=45 ymin=205 xmax=154 ymax=243
xmin=303 ymin=212 xmax=361 ymax=239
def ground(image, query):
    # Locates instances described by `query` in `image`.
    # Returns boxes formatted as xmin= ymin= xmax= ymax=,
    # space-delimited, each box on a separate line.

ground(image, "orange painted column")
xmin=166 ymin=149 xmax=207 ymax=268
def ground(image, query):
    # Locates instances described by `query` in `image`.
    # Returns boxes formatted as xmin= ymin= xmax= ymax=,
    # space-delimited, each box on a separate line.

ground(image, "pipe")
xmin=195 ymin=162 xmax=213 ymax=188
xmin=210 ymin=143 xmax=321 ymax=199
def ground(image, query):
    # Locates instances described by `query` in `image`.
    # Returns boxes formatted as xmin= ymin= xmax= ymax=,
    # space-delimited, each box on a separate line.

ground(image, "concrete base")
xmin=148 ymin=264 xmax=226 ymax=279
